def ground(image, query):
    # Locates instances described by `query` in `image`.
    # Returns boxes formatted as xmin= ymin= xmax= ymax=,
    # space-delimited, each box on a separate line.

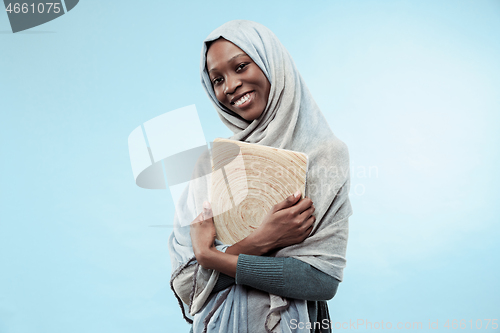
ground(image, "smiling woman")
xmin=168 ymin=20 xmax=352 ymax=333
xmin=206 ymin=38 xmax=271 ymax=121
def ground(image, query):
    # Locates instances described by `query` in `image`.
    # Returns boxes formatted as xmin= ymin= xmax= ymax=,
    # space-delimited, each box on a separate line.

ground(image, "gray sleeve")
xmin=234 ymin=254 xmax=339 ymax=301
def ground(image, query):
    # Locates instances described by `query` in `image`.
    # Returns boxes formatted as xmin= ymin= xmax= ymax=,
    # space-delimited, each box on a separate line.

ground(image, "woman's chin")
xmin=235 ymin=107 xmax=265 ymax=122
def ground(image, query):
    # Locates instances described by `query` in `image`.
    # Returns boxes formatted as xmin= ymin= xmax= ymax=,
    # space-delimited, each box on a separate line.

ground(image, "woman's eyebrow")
xmin=229 ymin=53 xmax=248 ymax=62
xmin=208 ymin=53 xmax=249 ymax=75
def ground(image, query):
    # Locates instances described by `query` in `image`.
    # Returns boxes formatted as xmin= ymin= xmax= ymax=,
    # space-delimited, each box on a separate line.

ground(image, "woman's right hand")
xmin=252 ymin=190 xmax=315 ymax=252
xmin=225 ymin=190 xmax=316 ymax=257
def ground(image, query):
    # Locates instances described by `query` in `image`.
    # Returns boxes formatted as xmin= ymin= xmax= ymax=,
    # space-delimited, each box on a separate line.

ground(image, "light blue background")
xmin=1 ymin=1 xmax=499 ymax=332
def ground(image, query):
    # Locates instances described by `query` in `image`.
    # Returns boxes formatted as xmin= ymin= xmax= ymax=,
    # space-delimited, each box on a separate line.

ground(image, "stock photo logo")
xmin=3 ymin=0 xmax=78 ymax=33
xmin=128 ymin=105 xmax=352 ymax=230
xmin=128 ymin=105 xmax=249 ymax=227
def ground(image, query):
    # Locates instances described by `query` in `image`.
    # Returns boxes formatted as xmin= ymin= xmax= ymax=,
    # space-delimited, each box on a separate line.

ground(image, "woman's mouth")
xmin=232 ymin=91 xmax=254 ymax=107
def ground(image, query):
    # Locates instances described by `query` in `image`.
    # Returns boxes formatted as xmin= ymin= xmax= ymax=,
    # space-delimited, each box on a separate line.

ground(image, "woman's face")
xmin=206 ymin=38 xmax=271 ymax=121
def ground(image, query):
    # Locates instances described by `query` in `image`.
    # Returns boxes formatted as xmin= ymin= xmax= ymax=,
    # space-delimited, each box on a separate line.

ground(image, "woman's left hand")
xmin=190 ymin=202 xmax=217 ymax=263
xmin=189 ymin=202 xmax=238 ymax=276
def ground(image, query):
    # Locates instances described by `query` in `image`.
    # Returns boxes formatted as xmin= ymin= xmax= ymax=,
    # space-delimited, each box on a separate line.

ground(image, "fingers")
xmin=301 ymin=198 xmax=314 ymax=213
xmin=202 ymin=201 xmax=213 ymax=220
xmin=301 ymin=215 xmax=316 ymax=239
xmin=272 ymin=189 xmax=302 ymax=212
xmin=293 ymin=197 xmax=314 ymax=215
xmin=305 ymin=223 xmax=314 ymax=238
xmin=191 ymin=212 xmax=204 ymax=226
xmin=191 ymin=201 xmax=214 ymax=228
xmin=304 ymin=214 xmax=316 ymax=230
xmin=299 ymin=204 xmax=315 ymax=221
xmin=274 ymin=196 xmax=314 ymax=221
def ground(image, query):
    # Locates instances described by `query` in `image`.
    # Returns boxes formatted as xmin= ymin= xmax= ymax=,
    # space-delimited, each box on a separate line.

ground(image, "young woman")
xmin=169 ymin=20 xmax=352 ymax=333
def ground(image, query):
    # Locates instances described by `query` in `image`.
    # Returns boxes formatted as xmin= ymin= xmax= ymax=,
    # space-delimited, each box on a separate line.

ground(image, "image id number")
xmin=6 ymin=3 xmax=61 ymax=14
xmin=444 ymin=319 xmax=498 ymax=329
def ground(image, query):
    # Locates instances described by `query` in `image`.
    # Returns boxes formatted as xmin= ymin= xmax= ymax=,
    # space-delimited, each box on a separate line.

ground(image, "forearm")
xmin=209 ymin=255 xmax=340 ymax=301
xmin=196 ymin=248 xmax=238 ymax=278
xmin=196 ymin=229 xmax=273 ymax=277
xmin=225 ymin=230 xmax=273 ymax=256
xmin=192 ymin=192 xmax=315 ymax=282
xmin=209 ymin=234 xmax=270 ymax=294
xmin=236 ymin=255 xmax=339 ymax=301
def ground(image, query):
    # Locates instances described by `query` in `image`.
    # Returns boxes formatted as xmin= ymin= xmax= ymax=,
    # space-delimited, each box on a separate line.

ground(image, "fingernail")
xmin=203 ymin=201 xmax=211 ymax=210
xmin=294 ymin=190 xmax=301 ymax=198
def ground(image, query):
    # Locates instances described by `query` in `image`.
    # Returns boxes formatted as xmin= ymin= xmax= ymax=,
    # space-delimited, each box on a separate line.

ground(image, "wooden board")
xmin=210 ymin=138 xmax=308 ymax=245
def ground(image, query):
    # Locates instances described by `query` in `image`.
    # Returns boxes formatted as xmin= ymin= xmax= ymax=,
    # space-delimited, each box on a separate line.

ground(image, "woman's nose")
xmin=224 ymin=74 xmax=241 ymax=95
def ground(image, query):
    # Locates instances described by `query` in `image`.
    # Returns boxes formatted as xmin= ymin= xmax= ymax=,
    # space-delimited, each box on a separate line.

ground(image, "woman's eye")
xmin=212 ymin=77 xmax=223 ymax=85
xmin=236 ymin=63 xmax=248 ymax=71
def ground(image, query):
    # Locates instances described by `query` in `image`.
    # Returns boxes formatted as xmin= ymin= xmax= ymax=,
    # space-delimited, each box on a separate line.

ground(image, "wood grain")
xmin=210 ymin=138 xmax=308 ymax=245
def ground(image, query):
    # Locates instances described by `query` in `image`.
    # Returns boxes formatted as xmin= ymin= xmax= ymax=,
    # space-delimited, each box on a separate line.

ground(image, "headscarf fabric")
xmin=169 ymin=20 xmax=352 ymax=333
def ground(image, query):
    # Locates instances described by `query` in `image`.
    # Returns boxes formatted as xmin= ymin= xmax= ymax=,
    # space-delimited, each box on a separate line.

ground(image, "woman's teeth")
xmin=234 ymin=93 xmax=251 ymax=106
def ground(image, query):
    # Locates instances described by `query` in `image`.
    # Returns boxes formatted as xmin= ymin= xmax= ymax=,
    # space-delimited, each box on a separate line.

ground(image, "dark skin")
xmin=190 ymin=38 xmax=316 ymax=277
xmin=206 ymin=38 xmax=271 ymax=122
xmin=190 ymin=192 xmax=316 ymax=277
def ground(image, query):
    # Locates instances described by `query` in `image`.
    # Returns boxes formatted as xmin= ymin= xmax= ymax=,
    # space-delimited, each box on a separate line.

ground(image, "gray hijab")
xmin=169 ymin=20 xmax=352 ymax=333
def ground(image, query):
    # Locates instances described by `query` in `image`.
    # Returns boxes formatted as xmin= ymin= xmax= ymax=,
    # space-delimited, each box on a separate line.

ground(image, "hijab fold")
xmin=169 ymin=20 xmax=352 ymax=333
